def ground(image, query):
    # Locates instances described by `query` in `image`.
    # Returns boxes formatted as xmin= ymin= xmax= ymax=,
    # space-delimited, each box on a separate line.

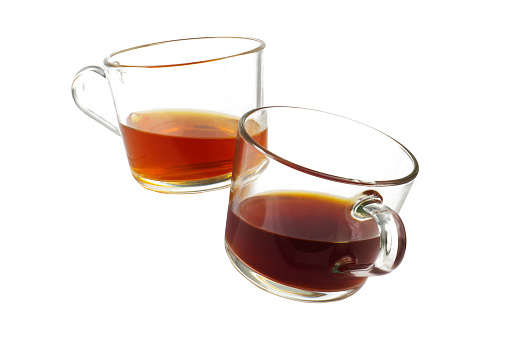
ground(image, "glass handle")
xmin=71 ymin=66 xmax=120 ymax=136
xmin=333 ymin=201 xmax=407 ymax=277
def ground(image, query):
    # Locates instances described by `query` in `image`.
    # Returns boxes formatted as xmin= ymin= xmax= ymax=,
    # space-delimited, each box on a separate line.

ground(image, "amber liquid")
xmin=225 ymin=192 xmax=381 ymax=291
xmin=119 ymin=109 xmax=266 ymax=182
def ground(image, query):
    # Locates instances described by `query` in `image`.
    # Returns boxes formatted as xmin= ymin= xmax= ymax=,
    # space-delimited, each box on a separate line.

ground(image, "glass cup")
xmin=71 ymin=37 xmax=265 ymax=193
xmin=225 ymin=106 xmax=419 ymax=302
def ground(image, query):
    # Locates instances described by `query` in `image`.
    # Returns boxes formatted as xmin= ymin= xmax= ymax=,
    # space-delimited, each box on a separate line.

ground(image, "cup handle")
xmin=332 ymin=198 xmax=407 ymax=277
xmin=71 ymin=66 xmax=120 ymax=136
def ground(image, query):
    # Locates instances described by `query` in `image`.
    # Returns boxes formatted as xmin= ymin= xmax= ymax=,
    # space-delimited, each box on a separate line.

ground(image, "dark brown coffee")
xmin=225 ymin=192 xmax=381 ymax=291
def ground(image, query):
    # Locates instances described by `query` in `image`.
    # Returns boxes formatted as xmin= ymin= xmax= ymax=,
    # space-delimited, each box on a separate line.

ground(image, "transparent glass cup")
xmin=225 ymin=106 xmax=419 ymax=302
xmin=71 ymin=37 xmax=265 ymax=193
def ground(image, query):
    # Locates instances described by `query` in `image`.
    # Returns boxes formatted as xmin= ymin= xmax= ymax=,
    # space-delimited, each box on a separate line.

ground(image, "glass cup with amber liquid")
xmin=72 ymin=37 xmax=265 ymax=193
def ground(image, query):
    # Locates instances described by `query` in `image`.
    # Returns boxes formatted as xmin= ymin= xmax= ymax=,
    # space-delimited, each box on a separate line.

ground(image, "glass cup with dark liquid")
xmin=72 ymin=37 xmax=265 ymax=193
xmin=226 ymin=106 xmax=419 ymax=302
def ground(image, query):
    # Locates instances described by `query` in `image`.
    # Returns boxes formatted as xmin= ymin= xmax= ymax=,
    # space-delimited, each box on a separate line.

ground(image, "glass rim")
xmin=238 ymin=106 xmax=420 ymax=187
xmin=103 ymin=36 xmax=265 ymax=68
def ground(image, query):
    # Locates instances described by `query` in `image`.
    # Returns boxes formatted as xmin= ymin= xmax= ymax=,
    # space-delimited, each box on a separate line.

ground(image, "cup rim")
xmin=103 ymin=36 xmax=265 ymax=68
xmin=238 ymin=106 xmax=420 ymax=187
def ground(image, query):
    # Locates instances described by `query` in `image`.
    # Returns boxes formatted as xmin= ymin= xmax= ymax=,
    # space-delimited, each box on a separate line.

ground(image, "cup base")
xmin=132 ymin=171 xmax=231 ymax=194
xmin=225 ymin=242 xmax=365 ymax=302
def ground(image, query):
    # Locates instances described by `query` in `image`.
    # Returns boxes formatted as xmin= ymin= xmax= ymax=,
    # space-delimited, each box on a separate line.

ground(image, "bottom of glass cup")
xmin=131 ymin=171 xmax=231 ymax=194
xmin=225 ymin=242 xmax=366 ymax=303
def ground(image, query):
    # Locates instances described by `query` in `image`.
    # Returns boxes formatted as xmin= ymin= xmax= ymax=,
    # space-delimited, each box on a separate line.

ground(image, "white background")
xmin=1 ymin=0 xmax=508 ymax=338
